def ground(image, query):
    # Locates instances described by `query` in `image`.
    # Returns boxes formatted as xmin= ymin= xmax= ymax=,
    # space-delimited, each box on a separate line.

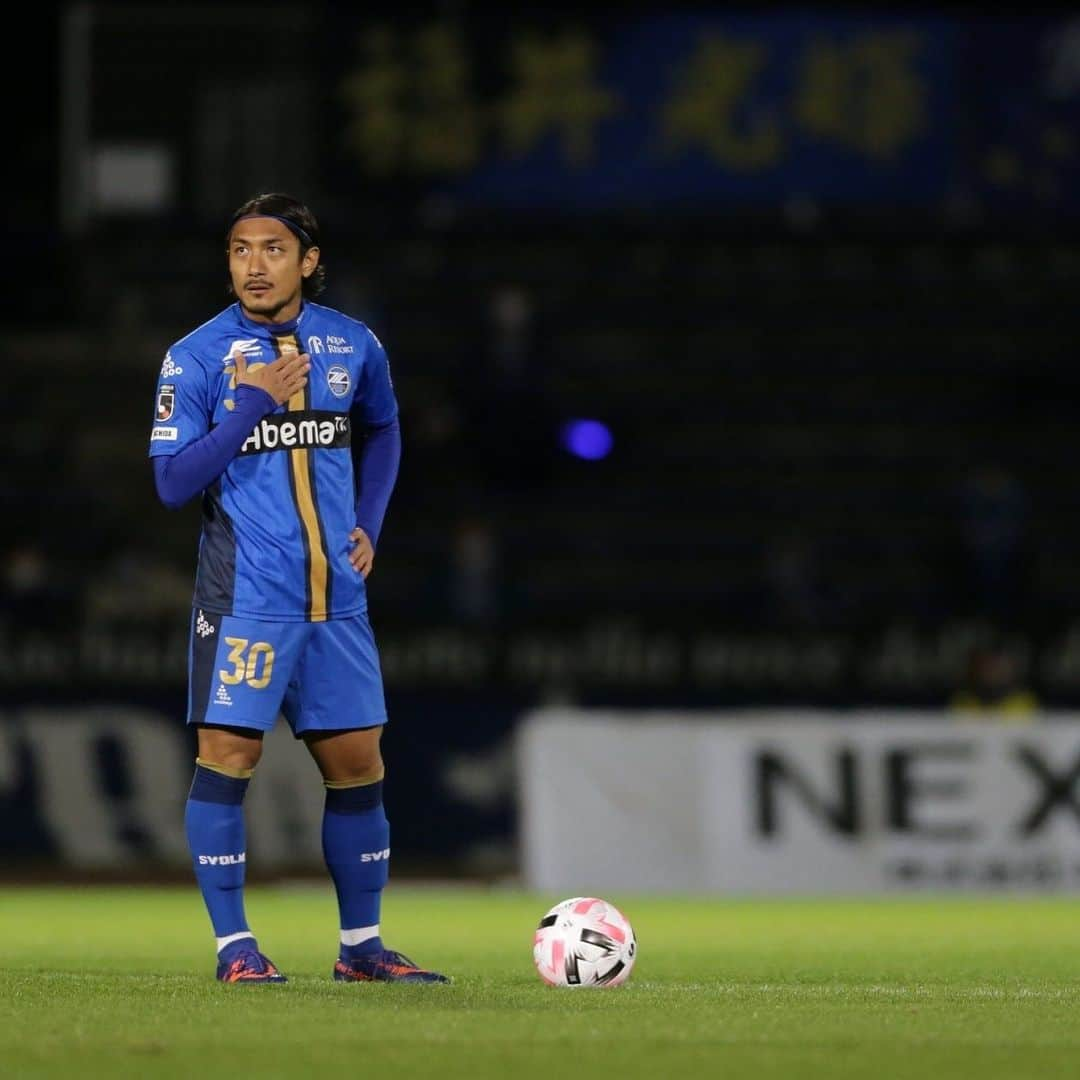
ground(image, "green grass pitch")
xmin=2 ymin=885 xmax=1079 ymax=1079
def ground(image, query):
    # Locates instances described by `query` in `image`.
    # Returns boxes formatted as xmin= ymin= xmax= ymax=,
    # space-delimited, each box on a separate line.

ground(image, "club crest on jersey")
xmin=327 ymin=365 xmax=351 ymax=398
xmin=156 ymin=383 xmax=175 ymax=422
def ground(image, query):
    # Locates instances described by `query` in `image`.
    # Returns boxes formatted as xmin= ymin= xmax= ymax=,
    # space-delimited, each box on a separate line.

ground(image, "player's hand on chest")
xmin=235 ymin=349 xmax=310 ymax=406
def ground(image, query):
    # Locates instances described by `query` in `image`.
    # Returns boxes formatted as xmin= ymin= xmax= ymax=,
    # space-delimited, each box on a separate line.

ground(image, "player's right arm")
xmin=148 ymin=348 xmax=310 ymax=510
xmin=233 ymin=349 xmax=311 ymax=405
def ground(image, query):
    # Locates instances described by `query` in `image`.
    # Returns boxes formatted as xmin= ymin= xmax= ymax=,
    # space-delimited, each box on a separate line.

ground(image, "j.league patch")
xmin=156 ymin=384 xmax=175 ymax=422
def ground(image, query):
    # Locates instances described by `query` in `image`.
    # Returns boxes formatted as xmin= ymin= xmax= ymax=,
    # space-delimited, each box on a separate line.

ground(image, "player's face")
xmin=228 ymin=219 xmax=320 ymax=324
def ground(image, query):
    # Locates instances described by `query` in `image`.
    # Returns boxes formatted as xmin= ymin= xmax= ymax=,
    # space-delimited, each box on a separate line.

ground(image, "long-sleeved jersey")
xmin=148 ymin=301 xmax=398 ymax=621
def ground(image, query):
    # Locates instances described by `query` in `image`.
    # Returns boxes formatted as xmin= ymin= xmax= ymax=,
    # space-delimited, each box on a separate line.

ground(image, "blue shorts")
xmin=187 ymin=609 xmax=388 ymax=736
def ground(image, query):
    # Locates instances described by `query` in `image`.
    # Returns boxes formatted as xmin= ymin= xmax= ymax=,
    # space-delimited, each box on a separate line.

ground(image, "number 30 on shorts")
xmin=219 ymin=637 xmax=275 ymax=689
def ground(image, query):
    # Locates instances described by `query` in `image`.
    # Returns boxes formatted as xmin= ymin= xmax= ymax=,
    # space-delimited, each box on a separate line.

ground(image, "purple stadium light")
xmin=560 ymin=419 xmax=614 ymax=461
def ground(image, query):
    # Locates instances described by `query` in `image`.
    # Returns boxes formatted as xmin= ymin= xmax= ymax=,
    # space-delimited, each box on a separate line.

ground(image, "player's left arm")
xmin=349 ymin=416 xmax=401 ymax=578
xmin=348 ymin=329 xmax=401 ymax=579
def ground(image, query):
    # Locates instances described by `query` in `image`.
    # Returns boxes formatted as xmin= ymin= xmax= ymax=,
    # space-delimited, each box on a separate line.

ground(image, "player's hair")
xmin=225 ymin=192 xmax=327 ymax=299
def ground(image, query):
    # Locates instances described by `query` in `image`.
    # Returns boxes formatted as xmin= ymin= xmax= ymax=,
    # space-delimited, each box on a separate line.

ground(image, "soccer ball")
xmin=532 ymin=896 xmax=637 ymax=988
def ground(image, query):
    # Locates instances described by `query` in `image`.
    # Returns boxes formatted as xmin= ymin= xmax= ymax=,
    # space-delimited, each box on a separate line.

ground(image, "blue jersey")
xmin=148 ymin=301 xmax=398 ymax=622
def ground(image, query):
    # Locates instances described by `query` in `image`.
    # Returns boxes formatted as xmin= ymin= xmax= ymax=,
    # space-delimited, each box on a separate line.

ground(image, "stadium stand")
xmin=9 ymin=223 xmax=1079 ymax=646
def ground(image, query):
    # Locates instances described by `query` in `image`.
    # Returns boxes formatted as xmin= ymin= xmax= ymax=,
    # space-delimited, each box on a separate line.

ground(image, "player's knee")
xmin=207 ymin=747 xmax=262 ymax=773
xmin=305 ymin=727 xmax=383 ymax=781
xmin=324 ymin=751 xmax=384 ymax=784
xmin=350 ymin=737 xmax=384 ymax=777
xmin=196 ymin=726 xmax=263 ymax=771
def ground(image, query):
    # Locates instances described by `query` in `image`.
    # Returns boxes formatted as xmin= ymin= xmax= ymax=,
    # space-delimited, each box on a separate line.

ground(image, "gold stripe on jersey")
xmin=275 ymin=332 xmax=330 ymax=621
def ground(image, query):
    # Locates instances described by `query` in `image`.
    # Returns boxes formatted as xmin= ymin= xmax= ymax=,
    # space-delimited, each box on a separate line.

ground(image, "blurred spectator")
xmin=459 ymin=283 xmax=558 ymax=508
xmin=1 ymin=543 xmax=70 ymax=631
xmin=446 ymin=516 xmax=503 ymax=627
xmin=762 ymin=536 xmax=840 ymax=630
xmin=949 ymin=638 xmax=1039 ymax=721
xmin=395 ymin=373 xmax=468 ymax=505
xmin=322 ymin=268 xmax=385 ymax=330
xmin=83 ymin=546 xmax=193 ymax=626
xmin=948 ymin=464 xmax=1033 ymax=624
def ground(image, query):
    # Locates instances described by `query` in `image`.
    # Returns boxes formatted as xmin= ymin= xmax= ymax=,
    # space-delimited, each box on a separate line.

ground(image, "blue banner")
xmin=448 ymin=14 xmax=955 ymax=209
xmin=329 ymin=13 xmax=1079 ymax=216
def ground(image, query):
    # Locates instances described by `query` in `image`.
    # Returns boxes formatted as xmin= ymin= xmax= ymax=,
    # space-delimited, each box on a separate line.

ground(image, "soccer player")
xmin=148 ymin=192 xmax=448 ymax=985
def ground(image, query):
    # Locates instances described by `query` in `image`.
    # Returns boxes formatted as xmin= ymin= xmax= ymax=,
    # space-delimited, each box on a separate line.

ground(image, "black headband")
xmin=231 ymin=213 xmax=314 ymax=248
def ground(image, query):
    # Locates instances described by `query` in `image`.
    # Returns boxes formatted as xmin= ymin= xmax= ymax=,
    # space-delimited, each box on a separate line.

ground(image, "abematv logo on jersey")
xmin=239 ymin=411 xmax=351 ymax=455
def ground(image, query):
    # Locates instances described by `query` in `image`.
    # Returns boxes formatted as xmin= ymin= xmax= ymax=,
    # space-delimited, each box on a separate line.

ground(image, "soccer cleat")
xmin=333 ymin=948 xmax=450 ymax=984
xmin=216 ymin=940 xmax=287 ymax=984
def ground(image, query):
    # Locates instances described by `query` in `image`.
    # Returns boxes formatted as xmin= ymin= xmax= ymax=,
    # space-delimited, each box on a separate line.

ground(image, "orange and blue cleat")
xmin=333 ymin=947 xmax=449 ymax=984
xmin=216 ymin=938 xmax=287 ymax=983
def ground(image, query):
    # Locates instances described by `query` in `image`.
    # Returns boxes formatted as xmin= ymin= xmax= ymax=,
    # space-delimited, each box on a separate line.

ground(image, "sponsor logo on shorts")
xmin=360 ymin=848 xmax=391 ymax=862
xmin=239 ymin=411 xmax=350 ymax=455
xmin=195 ymin=610 xmax=216 ymax=638
xmin=327 ymin=365 xmax=351 ymax=398
xmin=151 ymin=427 xmax=178 ymax=441
xmin=215 ymin=684 xmax=233 ymax=706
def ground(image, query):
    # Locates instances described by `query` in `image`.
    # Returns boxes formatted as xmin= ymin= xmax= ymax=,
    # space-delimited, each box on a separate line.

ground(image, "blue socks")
xmin=323 ymin=780 xmax=389 ymax=958
xmin=184 ymin=761 xmax=252 ymax=942
xmin=185 ymin=762 xmax=390 ymax=963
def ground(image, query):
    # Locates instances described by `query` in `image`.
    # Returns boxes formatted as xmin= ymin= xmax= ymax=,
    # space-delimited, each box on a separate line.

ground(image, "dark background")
xmin=4 ymin=4 xmax=1080 ymax=874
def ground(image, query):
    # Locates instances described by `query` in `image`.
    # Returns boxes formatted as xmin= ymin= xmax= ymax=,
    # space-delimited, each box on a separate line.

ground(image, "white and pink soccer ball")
xmin=532 ymin=896 xmax=637 ymax=988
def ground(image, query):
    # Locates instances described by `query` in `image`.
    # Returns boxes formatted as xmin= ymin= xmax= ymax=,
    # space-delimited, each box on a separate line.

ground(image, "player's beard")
xmin=240 ymin=285 xmax=298 ymax=323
